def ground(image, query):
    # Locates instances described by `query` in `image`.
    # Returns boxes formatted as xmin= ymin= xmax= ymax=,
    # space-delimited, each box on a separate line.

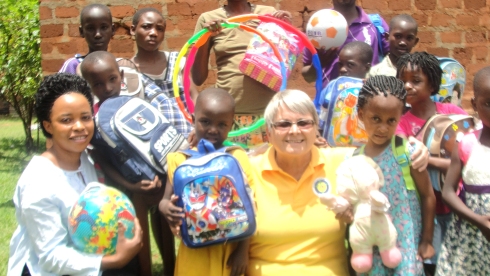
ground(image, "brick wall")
xmin=40 ymin=0 xmax=490 ymax=110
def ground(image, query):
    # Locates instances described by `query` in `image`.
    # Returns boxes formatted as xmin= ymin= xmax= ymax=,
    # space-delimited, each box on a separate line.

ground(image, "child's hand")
xmin=203 ymin=20 xmax=225 ymax=36
xmin=335 ymin=206 xmax=354 ymax=224
xmin=476 ymin=215 xmax=490 ymax=242
xmin=133 ymin=175 xmax=162 ymax=193
xmin=417 ymin=241 xmax=435 ymax=261
xmin=314 ymin=134 xmax=329 ymax=148
xmin=159 ymin=195 xmax=184 ymax=237
xmin=227 ymin=245 xmax=249 ymax=276
xmin=271 ymin=10 xmax=292 ymax=24
xmin=187 ymin=129 xmax=198 ymax=148
xmin=408 ymin=136 xmax=429 ymax=172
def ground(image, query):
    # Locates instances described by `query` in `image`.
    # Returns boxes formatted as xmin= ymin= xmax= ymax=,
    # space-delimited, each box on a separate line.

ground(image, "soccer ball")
xmin=68 ymin=183 xmax=136 ymax=255
xmin=306 ymin=9 xmax=348 ymax=49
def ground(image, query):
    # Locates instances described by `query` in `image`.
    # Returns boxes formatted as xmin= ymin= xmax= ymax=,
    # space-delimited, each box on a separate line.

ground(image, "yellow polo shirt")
xmin=248 ymin=146 xmax=355 ymax=276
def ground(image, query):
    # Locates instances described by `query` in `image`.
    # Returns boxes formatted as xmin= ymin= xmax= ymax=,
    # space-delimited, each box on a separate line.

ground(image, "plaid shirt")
xmin=142 ymin=75 xmax=193 ymax=138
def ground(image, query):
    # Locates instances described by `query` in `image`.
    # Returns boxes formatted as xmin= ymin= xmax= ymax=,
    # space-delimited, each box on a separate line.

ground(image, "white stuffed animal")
xmin=319 ymin=155 xmax=402 ymax=273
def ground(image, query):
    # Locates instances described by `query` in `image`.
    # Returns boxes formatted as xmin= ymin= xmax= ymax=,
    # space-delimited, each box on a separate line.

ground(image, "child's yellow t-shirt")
xmin=167 ymin=148 xmax=255 ymax=276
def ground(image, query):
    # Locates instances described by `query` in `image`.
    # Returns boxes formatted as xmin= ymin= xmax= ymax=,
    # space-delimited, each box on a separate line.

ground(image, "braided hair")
xmin=357 ymin=75 xmax=407 ymax=109
xmin=396 ymin=51 xmax=442 ymax=95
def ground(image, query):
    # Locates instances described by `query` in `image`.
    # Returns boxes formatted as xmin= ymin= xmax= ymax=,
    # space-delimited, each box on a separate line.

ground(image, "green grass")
xmin=0 ymin=118 xmax=167 ymax=275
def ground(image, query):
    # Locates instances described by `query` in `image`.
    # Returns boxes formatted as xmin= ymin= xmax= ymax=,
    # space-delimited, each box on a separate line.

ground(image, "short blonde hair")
xmin=264 ymin=89 xmax=319 ymax=128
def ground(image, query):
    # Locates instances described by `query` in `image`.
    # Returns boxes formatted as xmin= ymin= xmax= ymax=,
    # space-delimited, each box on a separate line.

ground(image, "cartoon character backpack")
xmin=173 ymin=139 xmax=256 ymax=248
xmin=319 ymin=76 xmax=367 ymax=147
xmin=432 ymin=57 xmax=466 ymax=106
xmin=416 ymin=114 xmax=475 ymax=190
xmin=94 ymin=96 xmax=188 ymax=183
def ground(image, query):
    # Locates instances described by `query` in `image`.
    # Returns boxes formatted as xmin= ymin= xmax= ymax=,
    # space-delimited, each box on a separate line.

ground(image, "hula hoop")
xmin=173 ymin=15 xmax=323 ymax=139
xmin=173 ymin=22 xmax=288 ymax=123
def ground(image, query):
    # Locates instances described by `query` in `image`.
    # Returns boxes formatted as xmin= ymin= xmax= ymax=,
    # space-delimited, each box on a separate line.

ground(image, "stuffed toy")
xmin=319 ymin=155 xmax=402 ymax=273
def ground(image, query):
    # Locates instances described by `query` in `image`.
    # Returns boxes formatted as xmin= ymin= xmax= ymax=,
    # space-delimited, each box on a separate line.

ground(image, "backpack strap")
xmin=391 ymin=136 xmax=416 ymax=191
xmin=353 ymin=146 xmax=363 ymax=156
xmin=458 ymin=130 xmax=479 ymax=165
xmin=367 ymin=14 xmax=386 ymax=61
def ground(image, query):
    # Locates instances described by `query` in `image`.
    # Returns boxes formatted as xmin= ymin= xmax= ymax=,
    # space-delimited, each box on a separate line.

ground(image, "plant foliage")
xmin=0 ymin=0 xmax=42 ymax=152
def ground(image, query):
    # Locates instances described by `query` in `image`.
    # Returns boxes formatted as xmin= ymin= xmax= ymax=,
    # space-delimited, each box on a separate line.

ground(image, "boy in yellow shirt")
xmin=159 ymin=87 xmax=255 ymax=276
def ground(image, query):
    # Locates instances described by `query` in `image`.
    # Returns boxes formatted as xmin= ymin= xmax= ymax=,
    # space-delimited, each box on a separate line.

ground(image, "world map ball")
xmin=306 ymin=9 xmax=348 ymax=49
xmin=68 ymin=183 xmax=136 ymax=255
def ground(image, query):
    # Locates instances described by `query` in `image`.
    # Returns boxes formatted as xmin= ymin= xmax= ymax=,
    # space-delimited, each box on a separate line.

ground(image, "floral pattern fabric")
xmin=361 ymin=146 xmax=424 ymax=276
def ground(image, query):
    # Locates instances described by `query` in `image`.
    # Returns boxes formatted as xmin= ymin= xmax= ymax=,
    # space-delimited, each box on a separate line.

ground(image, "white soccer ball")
xmin=306 ymin=9 xmax=348 ymax=49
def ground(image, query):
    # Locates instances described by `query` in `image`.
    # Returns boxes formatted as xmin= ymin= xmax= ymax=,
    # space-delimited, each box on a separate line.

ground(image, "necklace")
xmin=222 ymin=2 xmax=255 ymax=18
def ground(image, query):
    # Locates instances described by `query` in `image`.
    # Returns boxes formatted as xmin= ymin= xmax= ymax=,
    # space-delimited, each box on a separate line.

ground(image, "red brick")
xmin=412 ymin=13 xmax=429 ymax=27
xmin=362 ymin=0 xmax=389 ymax=11
xmin=40 ymin=41 xmax=53 ymax=54
xmin=388 ymin=0 xmax=410 ymax=10
xmin=440 ymin=0 xmax=461 ymax=8
xmin=456 ymin=15 xmax=480 ymax=26
xmin=167 ymin=2 xmax=192 ymax=16
xmin=68 ymin=24 xmax=80 ymax=37
xmin=430 ymin=13 xmax=454 ymax=27
xmin=417 ymin=31 xmax=436 ymax=44
xmin=466 ymin=31 xmax=487 ymax=43
xmin=39 ymin=6 xmax=52 ymax=20
xmin=55 ymin=7 xmax=79 ymax=18
xmin=308 ymin=0 xmax=331 ymax=11
xmin=453 ymin=47 xmax=472 ymax=64
xmin=110 ymin=6 xmax=135 ymax=19
xmin=279 ymin=0 xmax=307 ymax=12
xmin=114 ymin=23 xmax=130 ymax=36
xmin=41 ymin=59 xmax=65 ymax=73
xmin=56 ymin=40 xmax=78 ymax=54
xmin=40 ymin=24 xmax=64 ymax=38
xmin=441 ymin=31 xmax=462 ymax=43
xmin=166 ymin=36 xmax=192 ymax=50
xmin=426 ymin=47 xmax=449 ymax=57
xmin=415 ymin=0 xmax=437 ymax=10
xmin=472 ymin=46 xmax=488 ymax=60
xmin=137 ymin=4 xmax=163 ymax=12
xmin=464 ymin=0 xmax=486 ymax=9
xmin=192 ymin=1 xmax=220 ymax=16
xmin=108 ymin=38 xmax=134 ymax=53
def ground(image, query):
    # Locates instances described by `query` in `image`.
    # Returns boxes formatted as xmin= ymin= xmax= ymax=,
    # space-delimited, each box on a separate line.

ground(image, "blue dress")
xmin=362 ymin=145 xmax=425 ymax=276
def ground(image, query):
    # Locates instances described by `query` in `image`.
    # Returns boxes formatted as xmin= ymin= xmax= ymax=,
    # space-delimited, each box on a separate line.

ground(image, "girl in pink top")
xmin=395 ymin=52 xmax=466 ymax=274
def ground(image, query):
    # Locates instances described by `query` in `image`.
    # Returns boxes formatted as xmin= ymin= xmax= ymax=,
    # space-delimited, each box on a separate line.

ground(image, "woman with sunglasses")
xmin=246 ymin=89 xmax=430 ymax=275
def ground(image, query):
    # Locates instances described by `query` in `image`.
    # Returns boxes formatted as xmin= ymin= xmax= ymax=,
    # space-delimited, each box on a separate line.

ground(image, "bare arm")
xmin=410 ymin=166 xmax=435 ymax=259
xmin=428 ymin=156 xmax=450 ymax=173
xmin=158 ymin=178 xmax=184 ymax=237
xmin=227 ymin=238 xmax=250 ymax=276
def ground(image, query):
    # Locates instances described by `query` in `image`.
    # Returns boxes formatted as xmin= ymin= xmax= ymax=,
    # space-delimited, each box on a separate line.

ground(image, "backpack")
xmin=432 ymin=57 xmax=466 ymax=106
xmin=354 ymin=135 xmax=417 ymax=193
xmin=94 ymin=96 xmax=189 ymax=182
xmin=368 ymin=14 xmax=387 ymax=62
xmin=416 ymin=114 xmax=475 ymax=190
xmin=173 ymin=139 xmax=256 ymax=248
xmin=319 ymin=76 xmax=367 ymax=147
xmin=116 ymin=58 xmax=145 ymax=98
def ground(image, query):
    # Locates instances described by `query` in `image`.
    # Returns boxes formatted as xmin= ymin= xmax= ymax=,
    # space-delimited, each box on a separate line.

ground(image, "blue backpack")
xmin=93 ymin=96 xmax=188 ymax=183
xmin=318 ymin=76 xmax=367 ymax=147
xmin=173 ymin=139 xmax=256 ymax=248
xmin=368 ymin=14 xmax=387 ymax=62
xmin=433 ymin=57 xmax=466 ymax=106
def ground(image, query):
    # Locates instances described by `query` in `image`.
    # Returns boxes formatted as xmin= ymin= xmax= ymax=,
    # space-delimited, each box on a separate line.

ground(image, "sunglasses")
xmin=272 ymin=119 xmax=315 ymax=130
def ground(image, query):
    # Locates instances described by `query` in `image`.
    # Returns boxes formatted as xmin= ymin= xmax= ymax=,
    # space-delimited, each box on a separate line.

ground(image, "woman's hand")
xmin=271 ymin=10 xmax=292 ymax=24
xmin=408 ymin=137 xmax=429 ymax=172
xmin=203 ymin=19 xmax=225 ymax=36
xmin=101 ymin=218 xmax=143 ymax=270
xmin=417 ymin=241 xmax=435 ymax=261
xmin=159 ymin=195 xmax=184 ymax=237
xmin=335 ymin=206 xmax=354 ymax=224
